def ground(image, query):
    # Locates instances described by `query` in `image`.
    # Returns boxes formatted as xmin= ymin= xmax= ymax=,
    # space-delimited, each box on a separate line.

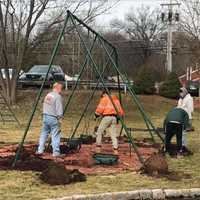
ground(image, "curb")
xmin=48 ymin=188 xmax=200 ymax=200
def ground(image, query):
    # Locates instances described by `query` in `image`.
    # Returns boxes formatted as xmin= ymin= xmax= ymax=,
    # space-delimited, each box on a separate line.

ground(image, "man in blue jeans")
xmin=37 ymin=82 xmax=63 ymax=157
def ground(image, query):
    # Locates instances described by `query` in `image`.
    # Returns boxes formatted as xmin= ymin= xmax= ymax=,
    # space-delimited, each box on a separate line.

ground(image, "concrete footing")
xmin=49 ymin=188 xmax=200 ymax=200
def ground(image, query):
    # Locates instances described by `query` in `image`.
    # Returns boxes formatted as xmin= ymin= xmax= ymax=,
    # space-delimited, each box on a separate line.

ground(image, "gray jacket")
xmin=43 ymin=91 xmax=63 ymax=119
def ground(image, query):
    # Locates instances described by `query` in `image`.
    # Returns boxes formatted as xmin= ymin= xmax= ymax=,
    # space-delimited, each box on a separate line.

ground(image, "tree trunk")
xmin=10 ymin=74 xmax=18 ymax=104
xmin=0 ymin=70 xmax=18 ymax=105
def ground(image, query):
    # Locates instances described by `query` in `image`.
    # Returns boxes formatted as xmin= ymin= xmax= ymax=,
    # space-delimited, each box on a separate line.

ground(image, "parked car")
xmin=18 ymin=65 xmax=65 ymax=88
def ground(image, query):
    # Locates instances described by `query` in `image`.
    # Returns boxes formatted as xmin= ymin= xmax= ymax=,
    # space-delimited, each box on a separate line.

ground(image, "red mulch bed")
xmin=0 ymin=139 xmax=159 ymax=175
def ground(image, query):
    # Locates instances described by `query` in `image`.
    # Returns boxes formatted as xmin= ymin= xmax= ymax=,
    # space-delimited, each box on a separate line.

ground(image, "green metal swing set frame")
xmin=12 ymin=11 xmax=164 ymax=167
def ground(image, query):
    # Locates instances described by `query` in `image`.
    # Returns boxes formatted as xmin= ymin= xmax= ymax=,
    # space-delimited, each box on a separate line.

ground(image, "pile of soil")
xmin=143 ymin=153 xmax=168 ymax=175
xmin=142 ymin=152 xmax=191 ymax=181
xmin=0 ymin=146 xmax=50 ymax=172
xmin=40 ymin=163 xmax=86 ymax=185
xmin=0 ymin=147 xmax=86 ymax=185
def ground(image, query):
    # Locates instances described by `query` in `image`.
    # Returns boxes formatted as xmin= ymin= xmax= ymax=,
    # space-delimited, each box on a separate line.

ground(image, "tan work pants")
xmin=96 ymin=116 xmax=118 ymax=149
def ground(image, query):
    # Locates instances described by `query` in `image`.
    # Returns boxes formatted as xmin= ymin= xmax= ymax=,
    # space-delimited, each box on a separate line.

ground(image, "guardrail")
xmin=65 ymin=80 xmax=133 ymax=93
xmin=66 ymin=80 xmax=128 ymax=88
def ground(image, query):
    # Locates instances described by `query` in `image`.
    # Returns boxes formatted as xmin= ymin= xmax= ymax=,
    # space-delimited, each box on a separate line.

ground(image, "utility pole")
xmin=167 ymin=0 xmax=173 ymax=72
xmin=161 ymin=0 xmax=180 ymax=72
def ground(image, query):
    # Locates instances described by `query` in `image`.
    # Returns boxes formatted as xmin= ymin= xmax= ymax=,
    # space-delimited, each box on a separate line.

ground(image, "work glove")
xmin=116 ymin=116 xmax=120 ymax=124
xmin=94 ymin=113 xmax=100 ymax=121
xmin=94 ymin=126 xmax=98 ymax=133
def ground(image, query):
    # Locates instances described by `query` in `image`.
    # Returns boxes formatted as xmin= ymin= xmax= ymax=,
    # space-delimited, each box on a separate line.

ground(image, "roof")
xmin=179 ymin=69 xmax=200 ymax=85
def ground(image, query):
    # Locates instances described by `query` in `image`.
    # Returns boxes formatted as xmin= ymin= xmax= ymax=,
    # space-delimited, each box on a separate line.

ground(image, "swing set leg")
xmin=129 ymin=143 xmax=132 ymax=157
xmin=119 ymin=125 xmax=123 ymax=137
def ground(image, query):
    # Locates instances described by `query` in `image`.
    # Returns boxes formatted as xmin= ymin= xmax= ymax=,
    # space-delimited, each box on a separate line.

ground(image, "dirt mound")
xmin=16 ymin=157 xmax=49 ymax=171
xmin=0 ymin=156 xmax=13 ymax=170
xmin=40 ymin=162 xmax=86 ymax=185
xmin=143 ymin=153 xmax=168 ymax=175
xmin=141 ymin=152 xmax=191 ymax=181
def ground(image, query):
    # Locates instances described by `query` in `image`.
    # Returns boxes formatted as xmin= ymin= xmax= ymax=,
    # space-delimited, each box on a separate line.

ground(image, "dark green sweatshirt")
xmin=164 ymin=108 xmax=190 ymax=130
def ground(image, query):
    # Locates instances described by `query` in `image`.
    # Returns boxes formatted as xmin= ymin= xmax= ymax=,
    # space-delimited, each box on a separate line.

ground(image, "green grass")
xmin=0 ymin=90 xmax=199 ymax=200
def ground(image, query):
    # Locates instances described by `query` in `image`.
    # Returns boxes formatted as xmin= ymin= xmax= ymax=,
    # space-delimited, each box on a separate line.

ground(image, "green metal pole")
xmin=101 ymin=43 xmax=163 ymax=143
xmin=69 ymin=14 xmax=144 ymax=164
xmin=12 ymin=14 xmax=70 ymax=167
xmin=113 ymin=47 xmax=124 ymax=138
xmin=114 ymin=51 xmax=122 ymax=104
xmin=100 ymin=42 xmax=156 ymax=143
xmin=63 ymin=35 xmax=98 ymax=114
xmin=115 ymin=50 xmax=162 ymax=142
xmin=114 ymin=51 xmax=164 ymax=143
xmin=69 ymin=50 xmax=115 ymax=140
xmin=67 ymin=11 xmax=115 ymax=49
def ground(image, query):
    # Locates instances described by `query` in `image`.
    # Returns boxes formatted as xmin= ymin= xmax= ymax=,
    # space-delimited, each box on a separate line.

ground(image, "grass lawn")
xmin=0 ymin=90 xmax=199 ymax=200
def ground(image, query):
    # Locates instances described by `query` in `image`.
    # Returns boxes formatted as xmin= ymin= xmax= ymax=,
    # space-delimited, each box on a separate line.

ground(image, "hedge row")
xmin=131 ymin=70 xmax=181 ymax=99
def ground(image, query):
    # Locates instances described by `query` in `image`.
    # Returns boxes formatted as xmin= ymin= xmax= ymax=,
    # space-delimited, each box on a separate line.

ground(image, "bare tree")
xmin=0 ymin=0 xmax=116 ymax=104
xmin=179 ymin=0 xmax=200 ymax=40
xmin=111 ymin=6 xmax=165 ymax=63
xmin=178 ymin=0 xmax=200 ymax=64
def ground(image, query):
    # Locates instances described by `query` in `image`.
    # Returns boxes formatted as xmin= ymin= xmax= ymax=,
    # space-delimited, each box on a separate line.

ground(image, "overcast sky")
xmin=95 ymin=0 xmax=166 ymax=27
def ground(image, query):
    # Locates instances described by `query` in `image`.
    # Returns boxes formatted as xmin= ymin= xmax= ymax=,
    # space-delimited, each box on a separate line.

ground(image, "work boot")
xmin=35 ymin=151 xmax=44 ymax=156
xmin=113 ymin=148 xmax=119 ymax=155
xmin=165 ymin=149 xmax=177 ymax=157
xmin=182 ymin=146 xmax=193 ymax=156
xmin=52 ymin=153 xmax=66 ymax=158
xmin=93 ymin=126 xmax=98 ymax=136
xmin=95 ymin=146 xmax=102 ymax=153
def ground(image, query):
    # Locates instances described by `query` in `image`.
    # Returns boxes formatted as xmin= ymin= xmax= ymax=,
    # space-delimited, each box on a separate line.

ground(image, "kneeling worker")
xmin=37 ymin=82 xmax=64 ymax=157
xmin=164 ymin=107 xmax=190 ymax=156
xmin=95 ymin=91 xmax=124 ymax=154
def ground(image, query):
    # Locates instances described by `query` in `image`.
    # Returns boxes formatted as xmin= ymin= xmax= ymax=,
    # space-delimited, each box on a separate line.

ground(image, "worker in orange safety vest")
xmin=94 ymin=90 xmax=124 ymax=154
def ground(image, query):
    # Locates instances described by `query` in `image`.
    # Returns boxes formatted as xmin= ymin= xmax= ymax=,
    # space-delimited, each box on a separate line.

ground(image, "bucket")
xmin=62 ymin=138 xmax=82 ymax=153
xmin=80 ymin=134 xmax=95 ymax=144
